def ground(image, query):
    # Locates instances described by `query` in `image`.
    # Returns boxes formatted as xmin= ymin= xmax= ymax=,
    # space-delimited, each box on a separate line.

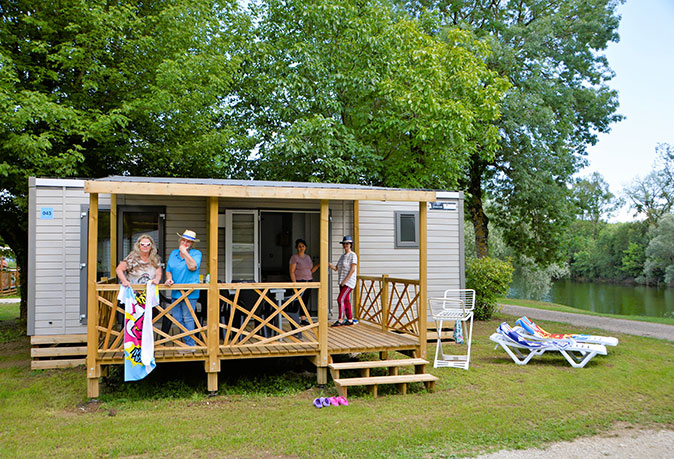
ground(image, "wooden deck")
xmin=91 ymin=322 xmax=418 ymax=365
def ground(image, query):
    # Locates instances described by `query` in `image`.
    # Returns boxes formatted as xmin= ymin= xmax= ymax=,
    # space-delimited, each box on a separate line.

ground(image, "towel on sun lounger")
xmin=515 ymin=316 xmax=619 ymax=347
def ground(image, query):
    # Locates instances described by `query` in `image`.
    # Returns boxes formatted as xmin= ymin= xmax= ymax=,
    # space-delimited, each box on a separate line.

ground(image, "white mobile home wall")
xmin=357 ymin=193 xmax=465 ymax=300
xmin=28 ymin=178 xmax=110 ymax=336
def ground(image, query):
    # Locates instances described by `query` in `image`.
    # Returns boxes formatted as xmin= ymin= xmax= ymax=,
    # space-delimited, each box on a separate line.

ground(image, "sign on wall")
xmin=429 ymin=202 xmax=457 ymax=211
xmin=40 ymin=207 xmax=54 ymax=219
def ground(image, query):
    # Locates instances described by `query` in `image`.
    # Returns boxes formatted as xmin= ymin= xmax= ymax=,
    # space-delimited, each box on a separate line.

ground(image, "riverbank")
xmin=500 ymin=303 xmax=674 ymax=341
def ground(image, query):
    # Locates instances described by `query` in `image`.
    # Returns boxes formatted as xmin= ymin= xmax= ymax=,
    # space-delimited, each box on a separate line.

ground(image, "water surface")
xmin=509 ymin=279 xmax=674 ymax=318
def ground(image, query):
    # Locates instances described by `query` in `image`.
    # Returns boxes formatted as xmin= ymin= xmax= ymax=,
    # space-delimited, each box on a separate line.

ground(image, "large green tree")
xmin=237 ymin=0 xmax=508 ymax=189
xmin=404 ymin=0 xmax=623 ymax=263
xmin=643 ymin=213 xmax=674 ymax=286
xmin=0 ymin=0 xmax=247 ymax=319
xmin=572 ymin=172 xmax=621 ymax=237
xmin=624 ymin=143 xmax=674 ymax=225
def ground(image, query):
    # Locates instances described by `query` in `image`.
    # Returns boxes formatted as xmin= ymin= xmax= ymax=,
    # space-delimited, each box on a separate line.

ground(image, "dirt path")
xmin=475 ymin=427 xmax=674 ymax=458
xmin=500 ymin=303 xmax=674 ymax=341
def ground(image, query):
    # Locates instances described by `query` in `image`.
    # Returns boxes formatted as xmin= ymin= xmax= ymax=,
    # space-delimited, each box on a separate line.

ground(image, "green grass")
xmin=498 ymin=297 xmax=674 ymax=326
xmin=0 ymin=304 xmax=672 ymax=457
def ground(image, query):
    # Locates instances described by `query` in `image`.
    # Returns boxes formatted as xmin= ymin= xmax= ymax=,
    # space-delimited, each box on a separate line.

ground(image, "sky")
xmin=583 ymin=0 xmax=674 ymax=221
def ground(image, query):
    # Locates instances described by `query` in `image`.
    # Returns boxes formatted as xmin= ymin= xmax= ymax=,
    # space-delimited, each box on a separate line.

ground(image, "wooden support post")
xmin=206 ymin=197 xmax=220 ymax=392
xmin=110 ymin=194 xmax=117 ymax=277
xmin=381 ymin=274 xmax=389 ymax=332
xmin=418 ymin=201 xmax=428 ymax=358
xmin=353 ymin=200 xmax=360 ymax=319
xmin=318 ymin=200 xmax=329 ymax=373
xmin=317 ymin=367 xmax=328 ymax=385
xmin=86 ymin=193 xmax=100 ymax=398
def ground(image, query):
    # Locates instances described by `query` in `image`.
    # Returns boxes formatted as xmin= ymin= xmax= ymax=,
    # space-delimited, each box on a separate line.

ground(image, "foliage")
xmin=240 ymin=0 xmax=508 ymax=189
xmin=0 ymin=0 xmax=249 ymax=318
xmin=643 ymin=214 xmax=674 ymax=286
xmin=466 ymin=256 xmax=514 ymax=320
xmin=403 ymin=0 xmax=624 ymax=264
xmin=572 ymin=172 xmax=622 ymax=235
xmin=511 ymin=256 xmax=569 ymax=301
xmin=561 ymin=219 xmax=650 ymax=282
xmin=621 ymin=242 xmax=646 ymax=279
xmin=624 ymin=143 xmax=674 ymax=224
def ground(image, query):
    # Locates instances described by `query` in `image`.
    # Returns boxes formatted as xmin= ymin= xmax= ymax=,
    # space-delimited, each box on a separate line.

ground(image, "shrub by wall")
xmin=466 ymin=257 xmax=514 ymax=320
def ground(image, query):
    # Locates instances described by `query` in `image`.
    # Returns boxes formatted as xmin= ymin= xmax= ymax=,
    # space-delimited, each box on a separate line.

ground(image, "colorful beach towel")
xmin=515 ymin=316 xmax=619 ymax=347
xmin=119 ymin=281 xmax=158 ymax=381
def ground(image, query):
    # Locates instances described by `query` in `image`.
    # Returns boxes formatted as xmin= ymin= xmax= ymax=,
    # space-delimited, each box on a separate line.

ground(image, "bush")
xmin=466 ymin=257 xmax=514 ymax=320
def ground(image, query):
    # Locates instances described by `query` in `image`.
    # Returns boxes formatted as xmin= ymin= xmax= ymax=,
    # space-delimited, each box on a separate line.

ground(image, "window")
xmin=394 ymin=211 xmax=419 ymax=248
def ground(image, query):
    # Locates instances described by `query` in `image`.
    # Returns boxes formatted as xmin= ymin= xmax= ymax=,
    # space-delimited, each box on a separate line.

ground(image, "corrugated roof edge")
xmin=95 ymin=175 xmax=435 ymax=192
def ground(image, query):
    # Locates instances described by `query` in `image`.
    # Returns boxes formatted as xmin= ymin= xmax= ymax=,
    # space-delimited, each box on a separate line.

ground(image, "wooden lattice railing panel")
xmin=356 ymin=275 xmax=420 ymax=336
xmin=93 ymin=282 xmax=320 ymax=360
xmin=357 ymin=276 xmax=383 ymax=325
xmin=386 ymin=279 xmax=420 ymax=336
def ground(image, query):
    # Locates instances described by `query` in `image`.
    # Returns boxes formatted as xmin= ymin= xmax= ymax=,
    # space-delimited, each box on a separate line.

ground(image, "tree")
xmin=403 ymin=0 xmax=623 ymax=263
xmin=238 ymin=0 xmax=508 ymax=189
xmin=643 ymin=213 xmax=674 ymax=286
xmin=572 ymin=172 xmax=621 ymax=237
xmin=624 ymin=143 xmax=674 ymax=224
xmin=0 ymin=0 xmax=248 ymax=319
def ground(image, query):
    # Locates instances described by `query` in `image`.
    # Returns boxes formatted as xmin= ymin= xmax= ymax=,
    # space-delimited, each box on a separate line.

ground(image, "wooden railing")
xmin=92 ymin=282 xmax=321 ymax=360
xmin=0 ymin=268 xmax=18 ymax=295
xmin=356 ymin=275 xmax=421 ymax=337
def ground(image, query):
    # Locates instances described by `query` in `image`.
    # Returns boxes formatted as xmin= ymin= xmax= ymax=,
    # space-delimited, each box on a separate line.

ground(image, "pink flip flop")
xmin=328 ymin=397 xmax=340 ymax=406
xmin=335 ymin=396 xmax=349 ymax=406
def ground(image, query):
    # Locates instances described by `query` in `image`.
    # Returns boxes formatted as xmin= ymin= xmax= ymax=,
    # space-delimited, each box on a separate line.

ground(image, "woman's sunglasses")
xmin=139 ymin=242 xmax=152 ymax=247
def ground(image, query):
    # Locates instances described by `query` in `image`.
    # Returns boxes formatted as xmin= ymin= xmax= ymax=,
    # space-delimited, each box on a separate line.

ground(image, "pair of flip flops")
xmin=313 ymin=396 xmax=348 ymax=408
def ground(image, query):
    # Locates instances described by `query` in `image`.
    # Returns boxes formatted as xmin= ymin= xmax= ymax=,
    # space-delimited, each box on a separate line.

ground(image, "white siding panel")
xmin=31 ymin=181 xmax=104 ymax=335
xmin=358 ymin=198 xmax=464 ymax=305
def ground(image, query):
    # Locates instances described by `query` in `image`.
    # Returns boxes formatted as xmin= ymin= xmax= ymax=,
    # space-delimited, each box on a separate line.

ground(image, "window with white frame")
xmin=394 ymin=211 xmax=419 ymax=248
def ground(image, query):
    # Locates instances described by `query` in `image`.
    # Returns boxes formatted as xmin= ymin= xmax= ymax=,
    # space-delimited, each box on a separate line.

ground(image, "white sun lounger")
xmin=490 ymin=322 xmax=607 ymax=368
xmin=515 ymin=316 xmax=619 ymax=347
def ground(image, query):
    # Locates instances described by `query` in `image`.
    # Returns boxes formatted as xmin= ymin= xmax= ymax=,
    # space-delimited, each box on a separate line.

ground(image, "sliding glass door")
xmin=225 ymin=210 xmax=258 ymax=282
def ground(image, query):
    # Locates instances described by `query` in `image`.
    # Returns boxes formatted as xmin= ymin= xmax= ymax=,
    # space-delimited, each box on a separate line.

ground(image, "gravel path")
xmin=475 ymin=427 xmax=674 ymax=459
xmin=499 ymin=303 xmax=674 ymax=341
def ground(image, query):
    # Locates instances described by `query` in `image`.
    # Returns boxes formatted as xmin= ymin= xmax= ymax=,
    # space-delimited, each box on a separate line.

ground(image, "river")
xmin=509 ymin=279 xmax=674 ymax=319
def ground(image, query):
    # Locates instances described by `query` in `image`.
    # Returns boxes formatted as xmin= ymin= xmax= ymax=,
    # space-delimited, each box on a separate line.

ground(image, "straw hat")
xmin=177 ymin=229 xmax=200 ymax=242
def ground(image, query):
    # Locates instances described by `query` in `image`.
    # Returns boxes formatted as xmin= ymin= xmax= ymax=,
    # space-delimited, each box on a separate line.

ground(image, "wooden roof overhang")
xmin=84 ymin=177 xmax=437 ymax=202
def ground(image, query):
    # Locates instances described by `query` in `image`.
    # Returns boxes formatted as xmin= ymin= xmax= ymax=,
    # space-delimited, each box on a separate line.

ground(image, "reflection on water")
xmin=509 ymin=279 xmax=674 ymax=318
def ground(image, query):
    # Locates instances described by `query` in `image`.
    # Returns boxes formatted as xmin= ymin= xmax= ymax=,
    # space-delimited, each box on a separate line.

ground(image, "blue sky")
xmin=583 ymin=0 xmax=674 ymax=221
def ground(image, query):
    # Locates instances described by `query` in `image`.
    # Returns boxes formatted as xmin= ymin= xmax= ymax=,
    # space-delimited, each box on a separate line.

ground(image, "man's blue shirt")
xmin=166 ymin=248 xmax=202 ymax=299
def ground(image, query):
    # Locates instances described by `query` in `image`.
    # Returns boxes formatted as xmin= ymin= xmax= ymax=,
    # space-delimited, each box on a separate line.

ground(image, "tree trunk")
xmin=466 ymin=154 xmax=489 ymax=258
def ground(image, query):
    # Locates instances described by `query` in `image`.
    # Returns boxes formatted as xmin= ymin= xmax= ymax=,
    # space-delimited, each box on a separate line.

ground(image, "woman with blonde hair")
xmin=116 ymin=234 xmax=162 ymax=287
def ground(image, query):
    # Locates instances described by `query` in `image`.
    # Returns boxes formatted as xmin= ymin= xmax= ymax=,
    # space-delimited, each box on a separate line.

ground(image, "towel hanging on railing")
xmin=119 ymin=281 xmax=158 ymax=381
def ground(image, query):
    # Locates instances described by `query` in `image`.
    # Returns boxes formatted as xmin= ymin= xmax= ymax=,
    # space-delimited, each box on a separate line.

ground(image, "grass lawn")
xmin=0 ymin=303 xmax=672 ymax=457
xmin=498 ymin=297 xmax=674 ymax=326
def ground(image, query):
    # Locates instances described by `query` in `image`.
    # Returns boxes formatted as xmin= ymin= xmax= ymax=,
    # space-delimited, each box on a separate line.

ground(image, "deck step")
xmin=31 ymin=334 xmax=87 ymax=370
xmin=328 ymin=358 xmax=428 ymax=371
xmin=333 ymin=373 xmax=438 ymax=398
xmin=329 ymin=357 xmax=437 ymax=398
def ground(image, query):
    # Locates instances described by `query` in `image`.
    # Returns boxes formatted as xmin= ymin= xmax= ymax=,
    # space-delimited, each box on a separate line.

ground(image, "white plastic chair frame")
xmin=428 ymin=289 xmax=475 ymax=370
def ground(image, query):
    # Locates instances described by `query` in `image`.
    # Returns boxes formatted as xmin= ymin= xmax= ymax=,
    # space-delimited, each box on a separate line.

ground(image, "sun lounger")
xmin=490 ymin=322 xmax=607 ymax=368
xmin=515 ymin=316 xmax=619 ymax=347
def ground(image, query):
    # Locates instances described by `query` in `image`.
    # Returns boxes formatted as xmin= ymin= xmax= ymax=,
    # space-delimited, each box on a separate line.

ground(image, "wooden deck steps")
xmin=31 ymin=334 xmax=87 ymax=369
xmin=329 ymin=358 xmax=438 ymax=398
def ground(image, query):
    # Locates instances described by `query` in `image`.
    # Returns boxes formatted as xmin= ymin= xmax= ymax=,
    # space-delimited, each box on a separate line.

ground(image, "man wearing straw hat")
xmin=165 ymin=230 xmax=202 ymax=349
